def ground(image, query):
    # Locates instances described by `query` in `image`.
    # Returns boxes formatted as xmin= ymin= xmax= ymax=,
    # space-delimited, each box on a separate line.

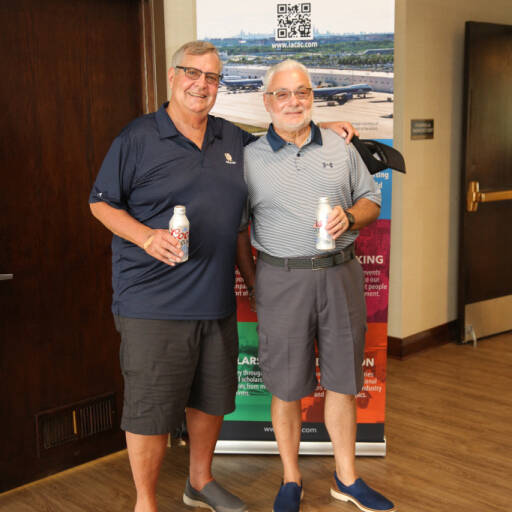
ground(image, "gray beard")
xmin=272 ymin=110 xmax=312 ymax=133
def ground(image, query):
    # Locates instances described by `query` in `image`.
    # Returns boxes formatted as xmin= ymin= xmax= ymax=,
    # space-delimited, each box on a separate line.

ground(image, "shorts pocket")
xmin=257 ymin=331 xmax=269 ymax=372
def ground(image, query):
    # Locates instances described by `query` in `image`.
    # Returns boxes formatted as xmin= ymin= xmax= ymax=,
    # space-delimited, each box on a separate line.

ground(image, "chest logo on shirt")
xmin=323 ymin=162 xmax=334 ymax=168
xmin=224 ymin=152 xmax=237 ymax=165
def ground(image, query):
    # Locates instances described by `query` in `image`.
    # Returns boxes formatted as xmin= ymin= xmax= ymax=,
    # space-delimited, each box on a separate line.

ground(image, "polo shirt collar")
xmin=266 ymin=121 xmax=323 ymax=152
xmin=155 ymin=102 xmax=223 ymax=141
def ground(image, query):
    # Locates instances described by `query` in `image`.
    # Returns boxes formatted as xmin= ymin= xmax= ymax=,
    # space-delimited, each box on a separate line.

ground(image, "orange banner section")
xmin=300 ymin=323 xmax=388 ymax=424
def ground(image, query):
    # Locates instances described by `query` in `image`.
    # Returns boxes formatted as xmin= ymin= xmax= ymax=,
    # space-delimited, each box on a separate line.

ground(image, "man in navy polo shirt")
xmin=90 ymin=41 xmax=356 ymax=512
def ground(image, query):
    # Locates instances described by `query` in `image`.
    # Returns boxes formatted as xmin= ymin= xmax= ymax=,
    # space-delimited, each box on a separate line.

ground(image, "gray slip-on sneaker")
xmin=183 ymin=478 xmax=248 ymax=512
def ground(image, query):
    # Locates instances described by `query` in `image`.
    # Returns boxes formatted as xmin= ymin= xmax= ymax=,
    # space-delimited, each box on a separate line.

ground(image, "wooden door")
xmin=458 ymin=22 xmax=512 ymax=342
xmin=0 ymin=0 xmax=163 ymax=491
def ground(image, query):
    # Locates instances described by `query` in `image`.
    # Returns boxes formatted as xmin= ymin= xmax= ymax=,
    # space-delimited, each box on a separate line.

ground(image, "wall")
xmin=163 ymin=0 xmax=196 ymax=97
xmin=389 ymin=0 xmax=512 ymax=338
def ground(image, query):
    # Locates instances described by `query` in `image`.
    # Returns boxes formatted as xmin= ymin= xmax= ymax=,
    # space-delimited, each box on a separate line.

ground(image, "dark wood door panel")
xmin=458 ymin=22 xmax=512 ymax=338
xmin=0 ymin=0 xmax=146 ymax=491
xmin=463 ymin=201 xmax=512 ymax=304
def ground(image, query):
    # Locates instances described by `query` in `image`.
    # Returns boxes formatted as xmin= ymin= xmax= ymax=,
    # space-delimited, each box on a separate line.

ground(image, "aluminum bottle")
xmin=316 ymin=197 xmax=335 ymax=250
xmin=169 ymin=205 xmax=189 ymax=262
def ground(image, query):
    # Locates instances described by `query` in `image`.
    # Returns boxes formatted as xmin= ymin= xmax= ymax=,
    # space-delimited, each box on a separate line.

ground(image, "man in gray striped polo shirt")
xmin=237 ymin=60 xmax=395 ymax=512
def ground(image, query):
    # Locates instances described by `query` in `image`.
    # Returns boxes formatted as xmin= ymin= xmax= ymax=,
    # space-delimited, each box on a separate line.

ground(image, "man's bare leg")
xmin=324 ymin=390 xmax=357 ymax=485
xmin=186 ymin=407 xmax=223 ymax=490
xmin=271 ymin=396 xmax=302 ymax=484
xmin=126 ymin=432 xmax=168 ymax=512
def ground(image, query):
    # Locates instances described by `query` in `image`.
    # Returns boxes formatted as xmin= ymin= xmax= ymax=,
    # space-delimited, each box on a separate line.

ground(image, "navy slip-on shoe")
xmin=330 ymin=472 xmax=395 ymax=512
xmin=273 ymin=481 xmax=303 ymax=512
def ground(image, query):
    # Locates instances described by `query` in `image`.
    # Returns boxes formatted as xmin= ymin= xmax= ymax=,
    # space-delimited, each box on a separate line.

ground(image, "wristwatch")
xmin=345 ymin=210 xmax=355 ymax=229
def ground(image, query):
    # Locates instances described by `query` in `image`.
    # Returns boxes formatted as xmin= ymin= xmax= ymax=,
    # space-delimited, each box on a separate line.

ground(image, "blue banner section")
xmin=372 ymin=139 xmax=393 ymax=221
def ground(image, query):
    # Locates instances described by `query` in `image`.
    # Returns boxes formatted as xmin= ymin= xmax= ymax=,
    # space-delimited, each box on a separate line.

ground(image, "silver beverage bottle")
xmin=316 ymin=197 xmax=335 ymax=250
xmin=169 ymin=205 xmax=189 ymax=262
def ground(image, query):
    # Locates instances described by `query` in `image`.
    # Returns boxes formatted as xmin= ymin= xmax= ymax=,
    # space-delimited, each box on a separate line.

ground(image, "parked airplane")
xmin=221 ymin=76 xmax=263 ymax=92
xmin=313 ymin=83 xmax=373 ymax=104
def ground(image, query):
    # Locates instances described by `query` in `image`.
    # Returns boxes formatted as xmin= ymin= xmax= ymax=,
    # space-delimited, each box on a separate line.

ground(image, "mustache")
xmin=283 ymin=107 xmax=305 ymax=114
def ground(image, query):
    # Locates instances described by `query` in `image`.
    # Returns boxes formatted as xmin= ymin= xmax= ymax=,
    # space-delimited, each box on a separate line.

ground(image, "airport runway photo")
xmin=211 ymin=88 xmax=394 ymax=140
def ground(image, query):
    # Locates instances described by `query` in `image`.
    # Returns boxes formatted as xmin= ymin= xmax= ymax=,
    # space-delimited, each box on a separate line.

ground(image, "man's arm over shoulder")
xmin=318 ymin=120 xmax=358 ymax=144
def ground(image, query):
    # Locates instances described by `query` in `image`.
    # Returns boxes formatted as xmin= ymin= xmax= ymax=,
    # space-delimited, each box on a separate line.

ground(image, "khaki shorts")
xmin=114 ymin=313 xmax=239 ymax=435
xmin=255 ymin=257 xmax=367 ymax=402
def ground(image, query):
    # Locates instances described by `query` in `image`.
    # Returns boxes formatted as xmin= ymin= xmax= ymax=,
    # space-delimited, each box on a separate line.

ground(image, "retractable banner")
xmin=196 ymin=0 xmax=395 ymax=455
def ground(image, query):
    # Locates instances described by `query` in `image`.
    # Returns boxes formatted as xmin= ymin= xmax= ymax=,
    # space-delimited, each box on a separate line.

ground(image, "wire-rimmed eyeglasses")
xmin=175 ymin=66 xmax=223 ymax=85
xmin=264 ymin=87 xmax=313 ymax=102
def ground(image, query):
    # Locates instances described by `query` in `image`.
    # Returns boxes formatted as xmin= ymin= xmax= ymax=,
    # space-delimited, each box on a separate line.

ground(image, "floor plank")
xmin=1 ymin=333 xmax=510 ymax=511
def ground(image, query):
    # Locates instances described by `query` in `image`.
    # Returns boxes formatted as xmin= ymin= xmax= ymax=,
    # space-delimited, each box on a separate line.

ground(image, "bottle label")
xmin=170 ymin=227 xmax=189 ymax=260
xmin=316 ymin=211 xmax=335 ymax=250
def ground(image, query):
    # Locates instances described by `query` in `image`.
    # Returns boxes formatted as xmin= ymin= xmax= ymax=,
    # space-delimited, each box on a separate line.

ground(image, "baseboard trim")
xmin=387 ymin=321 xmax=458 ymax=359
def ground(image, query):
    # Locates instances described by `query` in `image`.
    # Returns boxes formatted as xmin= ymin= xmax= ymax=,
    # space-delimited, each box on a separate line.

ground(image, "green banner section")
xmin=225 ymin=322 xmax=272 ymax=422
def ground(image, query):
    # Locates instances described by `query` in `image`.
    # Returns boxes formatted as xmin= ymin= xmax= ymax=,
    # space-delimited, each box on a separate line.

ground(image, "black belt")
xmin=258 ymin=245 xmax=355 ymax=270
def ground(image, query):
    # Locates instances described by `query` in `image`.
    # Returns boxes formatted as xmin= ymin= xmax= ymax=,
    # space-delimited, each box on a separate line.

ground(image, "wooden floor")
xmin=1 ymin=332 xmax=511 ymax=512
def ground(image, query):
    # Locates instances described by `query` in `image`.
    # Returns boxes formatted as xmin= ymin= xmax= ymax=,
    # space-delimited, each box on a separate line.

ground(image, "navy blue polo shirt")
xmin=89 ymin=102 xmax=257 ymax=320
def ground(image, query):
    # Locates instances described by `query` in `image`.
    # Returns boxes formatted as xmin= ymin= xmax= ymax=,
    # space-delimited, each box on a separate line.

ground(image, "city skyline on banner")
xmin=197 ymin=0 xmax=394 ymax=40
xmin=196 ymin=0 xmax=395 ymax=140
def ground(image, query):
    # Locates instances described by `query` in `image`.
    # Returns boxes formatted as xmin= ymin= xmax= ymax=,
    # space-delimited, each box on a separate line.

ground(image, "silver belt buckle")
xmin=311 ymin=254 xmax=330 ymax=270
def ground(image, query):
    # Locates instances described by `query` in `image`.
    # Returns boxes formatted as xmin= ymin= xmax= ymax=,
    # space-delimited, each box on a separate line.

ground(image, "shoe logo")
xmin=225 ymin=152 xmax=237 ymax=165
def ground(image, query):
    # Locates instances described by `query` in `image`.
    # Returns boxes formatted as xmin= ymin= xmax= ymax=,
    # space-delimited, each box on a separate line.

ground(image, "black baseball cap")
xmin=351 ymin=136 xmax=406 ymax=175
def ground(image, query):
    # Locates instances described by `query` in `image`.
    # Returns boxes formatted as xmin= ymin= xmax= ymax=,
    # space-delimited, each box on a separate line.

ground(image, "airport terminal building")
xmin=222 ymin=64 xmax=394 ymax=93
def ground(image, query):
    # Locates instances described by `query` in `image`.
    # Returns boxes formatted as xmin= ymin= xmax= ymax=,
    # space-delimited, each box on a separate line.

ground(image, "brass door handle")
xmin=467 ymin=181 xmax=512 ymax=212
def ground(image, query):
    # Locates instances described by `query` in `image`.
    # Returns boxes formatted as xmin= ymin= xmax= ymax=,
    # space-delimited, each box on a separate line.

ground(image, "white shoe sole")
xmin=183 ymin=492 xmax=249 ymax=512
xmin=330 ymin=487 xmax=396 ymax=512
xmin=183 ymin=493 xmax=215 ymax=511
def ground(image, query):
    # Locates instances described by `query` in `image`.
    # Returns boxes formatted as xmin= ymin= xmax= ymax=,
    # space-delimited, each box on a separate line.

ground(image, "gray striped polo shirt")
xmin=243 ymin=122 xmax=381 ymax=258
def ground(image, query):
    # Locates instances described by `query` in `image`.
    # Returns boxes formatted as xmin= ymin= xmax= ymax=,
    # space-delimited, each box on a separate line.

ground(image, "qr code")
xmin=276 ymin=3 xmax=313 ymax=41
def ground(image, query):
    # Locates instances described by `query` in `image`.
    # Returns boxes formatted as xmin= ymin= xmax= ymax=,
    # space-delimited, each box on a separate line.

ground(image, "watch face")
xmin=346 ymin=211 xmax=355 ymax=227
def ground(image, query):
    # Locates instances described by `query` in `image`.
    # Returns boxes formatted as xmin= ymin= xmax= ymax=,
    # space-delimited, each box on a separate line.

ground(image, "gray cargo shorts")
xmin=114 ymin=313 xmax=239 ymax=435
xmin=255 ymin=257 xmax=367 ymax=402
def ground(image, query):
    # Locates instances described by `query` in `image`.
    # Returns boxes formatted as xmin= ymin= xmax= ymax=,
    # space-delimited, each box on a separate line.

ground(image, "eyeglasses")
xmin=264 ymin=87 xmax=312 ymax=102
xmin=175 ymin=66 xmax=223 ymax=85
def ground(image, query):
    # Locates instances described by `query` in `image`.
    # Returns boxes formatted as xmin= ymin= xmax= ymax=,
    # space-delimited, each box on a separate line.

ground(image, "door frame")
xmin=141 ymin=0 xmax=167 ymax=113
xmin=458 ymin=21 xmax=512 ymax=343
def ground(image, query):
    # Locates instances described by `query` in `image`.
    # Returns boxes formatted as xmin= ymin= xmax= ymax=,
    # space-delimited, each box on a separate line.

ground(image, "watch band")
xmin=345 ymin=211 xmax=355 ymax=229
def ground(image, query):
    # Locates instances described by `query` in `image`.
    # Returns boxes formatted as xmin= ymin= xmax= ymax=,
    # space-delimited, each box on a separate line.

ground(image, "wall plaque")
xmin=411 ymin=119 xmax=434 ymax=140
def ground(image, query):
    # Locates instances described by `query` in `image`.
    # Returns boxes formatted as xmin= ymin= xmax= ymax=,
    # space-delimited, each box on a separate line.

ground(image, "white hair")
xmin=263 ymin=59 xmax=311 ymax=91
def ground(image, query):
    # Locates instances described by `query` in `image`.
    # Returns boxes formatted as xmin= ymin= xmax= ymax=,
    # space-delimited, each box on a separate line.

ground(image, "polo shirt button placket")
xmin=296 ymin=150 xmax=302 ymax=172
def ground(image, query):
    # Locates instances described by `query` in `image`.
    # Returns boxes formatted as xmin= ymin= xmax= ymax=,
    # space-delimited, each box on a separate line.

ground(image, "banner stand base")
xmin=216 ymin=438 xmax=386 ymax=456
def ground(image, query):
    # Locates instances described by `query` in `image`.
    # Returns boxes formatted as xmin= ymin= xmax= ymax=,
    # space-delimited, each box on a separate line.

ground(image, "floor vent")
xmin=36 ymin=393 xmax=116 ymax=456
